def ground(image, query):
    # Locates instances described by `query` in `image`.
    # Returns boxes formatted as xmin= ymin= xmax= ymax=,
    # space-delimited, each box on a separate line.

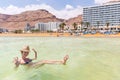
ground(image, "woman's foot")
xmin=63 ymin=55 xmax=69 ymax=65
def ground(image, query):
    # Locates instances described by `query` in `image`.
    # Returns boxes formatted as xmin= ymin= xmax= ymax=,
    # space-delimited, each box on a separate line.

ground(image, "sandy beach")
xmin=0 ymin=33 xmax=120 ymax=37
xmin=0 ymin=33 xmax=71 ymax=37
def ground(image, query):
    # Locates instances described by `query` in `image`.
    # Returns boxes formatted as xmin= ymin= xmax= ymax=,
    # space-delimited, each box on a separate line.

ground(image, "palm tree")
xmin=86 ymin=22 xmax=90 ymax=27
xmin=106 ymin=22 xmax=110 ymax=30
xmin=106 ymin=22 xmax=109 ymax=28
xmin=73 ymin=22 xmax=77 ymax=30
xmin=80 ymin=21 xmax=84 ymax=27
xmin=80 ymin=21 xmax=84 ymax=32
xmin=85 ymin=22 xmax=90 ymax=31
xmin=59 ymin=22 xmax=66 ymax=32
xmin=97 ymin=21 xmax=100 ymax=28
xmin=97 ymin=21 xmax=100 ymax=31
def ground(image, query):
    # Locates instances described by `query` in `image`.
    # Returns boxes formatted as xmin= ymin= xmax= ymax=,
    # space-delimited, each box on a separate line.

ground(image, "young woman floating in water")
xmin=13 ymin=46 xmax=69 ymax=68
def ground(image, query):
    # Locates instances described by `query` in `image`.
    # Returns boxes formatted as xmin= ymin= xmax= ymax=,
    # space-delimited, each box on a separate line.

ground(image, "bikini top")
xmin=24 ymin=59 xmax=32 ymax=64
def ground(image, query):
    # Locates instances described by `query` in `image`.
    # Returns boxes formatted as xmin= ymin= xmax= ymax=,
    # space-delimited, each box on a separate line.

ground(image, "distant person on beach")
xmin=13 ymin=46 xmax=69 ymax=68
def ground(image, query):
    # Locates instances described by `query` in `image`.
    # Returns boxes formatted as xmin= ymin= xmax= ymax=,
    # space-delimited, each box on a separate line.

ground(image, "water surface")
xmin=0 ymin=37 xmax=120 ymax=80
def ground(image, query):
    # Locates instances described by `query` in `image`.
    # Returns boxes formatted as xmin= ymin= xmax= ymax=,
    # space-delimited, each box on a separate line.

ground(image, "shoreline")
xmin=0 ymin=33 xmax=120 ymax=37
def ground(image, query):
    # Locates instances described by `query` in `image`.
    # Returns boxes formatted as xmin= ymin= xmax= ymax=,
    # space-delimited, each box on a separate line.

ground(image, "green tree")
xmin=80 ymin=21 xmax=84 ymax=27
xmin=106 ymin=22 xmax=110 ymax=28
xmin=96 ymin=21 xmax=100 ymax=31
xmin=85 ymin=22 xmax=90 ymax=28
xmin=80 ymin=21 xmax=84 ymax=31
xmin=59 ymin=23 xmax=66 ymax=30
xmin=97 ymin=21 xmax=100 ymax=28
xmin=73 ymin=22 xmax=77 ymax=30
xmin=14 ymin=29 xmax=23 ymax=34
xmin=31 ymin=29 xmax=40 ymax=33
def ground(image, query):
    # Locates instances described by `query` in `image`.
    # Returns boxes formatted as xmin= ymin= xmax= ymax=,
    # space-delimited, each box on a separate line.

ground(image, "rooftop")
xmin=103 ymin=0 xmax=120 ymax=5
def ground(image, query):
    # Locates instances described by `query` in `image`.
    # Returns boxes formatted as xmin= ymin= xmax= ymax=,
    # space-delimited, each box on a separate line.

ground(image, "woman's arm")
xmin=32 ymin=48 xmax=37 ymax=60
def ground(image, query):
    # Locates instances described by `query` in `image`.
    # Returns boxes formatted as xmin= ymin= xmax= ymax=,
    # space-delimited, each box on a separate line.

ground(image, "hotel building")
xmin=35 ymin=22 xmax=61 ymax=32
xmin=0 ymin=28 xmax=8 ymax=33
xmin=83 ymin=1 xmax=120 ymax=28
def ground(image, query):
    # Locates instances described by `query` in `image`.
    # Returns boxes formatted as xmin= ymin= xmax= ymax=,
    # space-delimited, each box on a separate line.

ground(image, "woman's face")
xmin=21 ymin=51 xmax=29 ymax=58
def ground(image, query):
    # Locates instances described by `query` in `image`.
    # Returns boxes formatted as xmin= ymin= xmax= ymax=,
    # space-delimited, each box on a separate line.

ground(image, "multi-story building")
xmin=35 ymin=22 xmax=47 ymax=31
xmin=83 ymin=1 xmax=120 ymax=27
xmin=35 ymin=22 xmax=61 ymax=32
xmin=24 ymin=23 xmax=31 ymax=31
xmin=0 ymin=28 xmax=8 ymax=33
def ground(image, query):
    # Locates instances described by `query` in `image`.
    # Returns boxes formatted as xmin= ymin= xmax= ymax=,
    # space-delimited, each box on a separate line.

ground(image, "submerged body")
xmin=13 ymin=46 xmax=69 ymax=68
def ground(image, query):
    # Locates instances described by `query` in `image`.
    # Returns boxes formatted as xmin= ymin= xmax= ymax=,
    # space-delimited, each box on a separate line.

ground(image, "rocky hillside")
xmin=107 ymin=0 xmax=120 ymax=3
xmin=0 ymin=9 xmax=83 ymax=30
xmin=0 ymin=14 xmax=10 ymax=22
xmin=65 ymin=15 xmax=82 ymax=29
xmin=0 ymin=9 xmax=64 ymax=30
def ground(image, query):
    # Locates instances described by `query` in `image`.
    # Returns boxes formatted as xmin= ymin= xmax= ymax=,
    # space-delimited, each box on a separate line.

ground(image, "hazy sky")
xmin=0 ymin=0 xmax=113 ymax=19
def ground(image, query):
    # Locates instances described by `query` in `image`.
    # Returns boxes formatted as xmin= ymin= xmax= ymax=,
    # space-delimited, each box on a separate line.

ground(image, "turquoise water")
xmin=0 ymin=37 xmax=120 ymax=80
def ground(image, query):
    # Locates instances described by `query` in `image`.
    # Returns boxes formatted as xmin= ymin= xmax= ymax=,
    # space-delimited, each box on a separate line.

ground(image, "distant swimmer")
xmin=13 ymin=46 xmax=69 ymax=68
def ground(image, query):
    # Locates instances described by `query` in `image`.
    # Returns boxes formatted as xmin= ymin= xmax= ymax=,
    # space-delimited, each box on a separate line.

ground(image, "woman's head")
xmin=20 ymin=46 xmax=30 ymax=58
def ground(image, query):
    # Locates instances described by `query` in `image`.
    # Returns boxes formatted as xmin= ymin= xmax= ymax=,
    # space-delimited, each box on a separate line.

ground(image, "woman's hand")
xmin=32 ymin=48 xmax=36 ymax=52
xmin=13 ymin=57 xmax=19 ymax=68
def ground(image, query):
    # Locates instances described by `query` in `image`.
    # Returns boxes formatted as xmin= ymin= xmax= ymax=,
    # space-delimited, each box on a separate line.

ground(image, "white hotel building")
xmin=83 ymin=1 xmax=120 ymax=28
xmin=35 ymin=22 xmax=61 ymax=32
